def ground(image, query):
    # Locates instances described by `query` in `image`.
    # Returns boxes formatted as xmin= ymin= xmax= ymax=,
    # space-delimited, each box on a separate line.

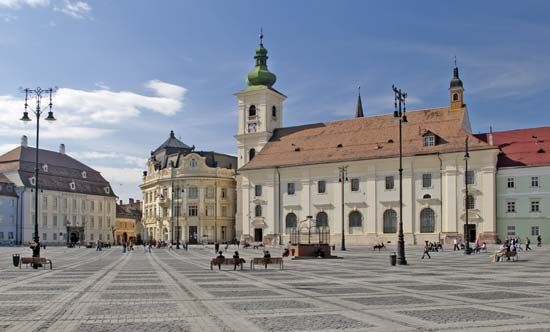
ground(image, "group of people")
xmin=213 ymin=248 xmax=273 ymax=270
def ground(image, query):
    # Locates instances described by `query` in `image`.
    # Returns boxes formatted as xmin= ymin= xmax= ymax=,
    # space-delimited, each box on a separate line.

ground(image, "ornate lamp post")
xmin=392 ymin=84 xmax=408 ymax=265
xmin=20 ymin=87 xmax=56 ymax=265
xmin=463 ymin=137 xmax=472 ymax=255
xmin=338 ymin=166 xmax=348 ymax=251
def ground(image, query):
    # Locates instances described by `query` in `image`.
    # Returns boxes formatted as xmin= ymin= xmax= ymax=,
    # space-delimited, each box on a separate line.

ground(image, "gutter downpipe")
xmin=275 ymin=167 xmax=281 ymax=245
xmin=437 ymin=153 xmax=444 ymax=244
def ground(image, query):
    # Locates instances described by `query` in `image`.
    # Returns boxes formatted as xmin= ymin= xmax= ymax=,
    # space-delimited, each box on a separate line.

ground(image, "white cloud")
xmin=71 ymin=151 xmax=146 ymax=167
xmin=0 ymin=13 xmax=17 ymax=22
xmin=56 ymin=0 xmax=90 ymax=19
xmin=93 ymin=165 xmax=143 ymax=186
xmin=0 ymin=80 xmax=187 ymax=139
xmin=0 ymin=0 xmax=48 ymax=8
xmin=0 ymin=143 xmax=18 ymax=154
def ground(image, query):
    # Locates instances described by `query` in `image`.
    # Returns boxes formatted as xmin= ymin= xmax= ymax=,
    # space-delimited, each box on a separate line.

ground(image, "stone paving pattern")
xmin=0 ymin=244 xmax=549 ymax=331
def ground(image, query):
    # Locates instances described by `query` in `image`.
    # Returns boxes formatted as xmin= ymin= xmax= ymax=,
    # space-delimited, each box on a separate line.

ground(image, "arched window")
xmin=453 ymin=93 xmax=459 ymax=101
xmin=348 ymin=211 xmax=362 ymax=228
xmin=249 ymin=148 xmax=256 ymax=161
xmin=190 ymin=158 xmax=197 ymax=168
xmin=285 ymin=213 xmax=297 ymax=229
xmin=272 ymin=105 xmax=277 ymax=117
xmin=316 ymin=212 xmax=328 ymax=227
xmin=249 ymin=105 xmax=256 ymax=117
xmin=466 ymin=195 xmax=475 ymax=209
xmin=255 ymin=205 xmax=262 ymax=217
xmin=423 ymin=194 xmax=432 ymax=199
xmin=420 ymin=208 xmax=435 ymax=233
xmin=383 ymin=209 xmax=397 ymax=233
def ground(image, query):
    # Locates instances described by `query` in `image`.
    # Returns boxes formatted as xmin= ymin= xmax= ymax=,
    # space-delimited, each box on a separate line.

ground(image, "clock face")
xmin=248 ymin=122 xmax=257 ymax=133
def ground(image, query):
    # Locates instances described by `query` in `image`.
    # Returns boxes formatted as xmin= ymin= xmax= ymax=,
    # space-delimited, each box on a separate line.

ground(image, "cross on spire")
xmin=259 ymin=28 xmax=264 ymax=46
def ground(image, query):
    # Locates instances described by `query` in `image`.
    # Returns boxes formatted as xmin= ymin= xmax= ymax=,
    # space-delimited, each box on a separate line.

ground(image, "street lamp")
xmin=463 ymin=137 xmax=472 ymax=255
xmin=20 ymin=87 xmax=56 ymax=265
xmin=392 ymin=84 xmax=408 ymax=265
xmin=338 ymin=166 xmax=348 ymax=251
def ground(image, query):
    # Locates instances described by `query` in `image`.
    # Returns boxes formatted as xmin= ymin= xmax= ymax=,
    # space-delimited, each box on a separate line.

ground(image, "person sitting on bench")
xmin=216 ymin=251 xmax=225 ymax=270
xmin=263 ymin=250 xmax=271 ymax=269
xmin=232 ymin=251 xmax=241 ymax=271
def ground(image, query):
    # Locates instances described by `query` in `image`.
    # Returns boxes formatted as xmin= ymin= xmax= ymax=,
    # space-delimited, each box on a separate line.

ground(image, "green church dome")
xmin=246 ymin=32 xmax=277 ymax=88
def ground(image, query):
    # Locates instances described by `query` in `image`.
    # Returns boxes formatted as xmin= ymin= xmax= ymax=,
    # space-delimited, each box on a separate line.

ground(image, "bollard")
xmin=390 ymin=252 xmax=397 ymax=266
xmin=12 ymin=254 xmax=20 ymax=267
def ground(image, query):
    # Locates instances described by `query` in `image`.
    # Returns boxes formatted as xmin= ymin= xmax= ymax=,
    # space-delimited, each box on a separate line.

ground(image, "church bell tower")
xmin=235 ymin=31 xmax=286 ymax=168
xmin=450 ymin=60 xmax=465 ymax=110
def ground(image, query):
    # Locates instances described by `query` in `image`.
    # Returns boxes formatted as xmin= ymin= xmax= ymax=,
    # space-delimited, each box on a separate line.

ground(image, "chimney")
xmin=129 ymin=198 xmax=134 ymax=204
xmin=119 ymin=200 xmax=123 ymax=205
xmin=59 ymin=144 xmax=66 ymax=154
xmin=136 ymin=200 xmax=141 ymax=205
xmin=488 ymin=126 xmax=494 ymax=146
xmin=21 ymin=135 xmax=28 ymax=147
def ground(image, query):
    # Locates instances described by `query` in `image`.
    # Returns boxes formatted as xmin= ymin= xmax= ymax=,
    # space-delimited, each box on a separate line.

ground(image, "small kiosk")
xmin=289 ymin=216 xmax=335 ymax=259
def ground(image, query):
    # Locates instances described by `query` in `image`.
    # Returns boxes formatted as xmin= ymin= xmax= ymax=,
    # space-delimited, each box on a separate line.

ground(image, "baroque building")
xmin=0 ymin=137 xmax=117 ymax=245
xmin=236 ymin=36 xmax=500 ymax=245
xmin=140 ymin=131 xmax=237 ymax=244
xmin=115 ymin=198 xmax=142 ymax=245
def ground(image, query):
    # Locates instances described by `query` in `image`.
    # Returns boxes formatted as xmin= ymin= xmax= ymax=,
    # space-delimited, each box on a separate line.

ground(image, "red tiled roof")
xmin=241 ymin=107 xmax=496 ymax=170
xmin=475 ymin=127 xmax=550 ymax=167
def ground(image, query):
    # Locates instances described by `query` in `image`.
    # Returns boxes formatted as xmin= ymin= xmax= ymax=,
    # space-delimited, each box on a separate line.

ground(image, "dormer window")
xmin=190 ymin=158 xmax=197 ymax=168
xmin=29 ymin=177 xmax=36 ymax=186
xmin=42 ymin=164 xmax=48 ymax=172
xmin=104 ymin=187 xmax=110 ymax=194
xmin=81 ymin=171 xmax=87 ymax=179
xmin=69 ymin=181 xmax=76 ymax=191
xmin=423 ymin=134 xmax=436 ymax=147
xmin=248 ymin=105 xmax=257 ymax=117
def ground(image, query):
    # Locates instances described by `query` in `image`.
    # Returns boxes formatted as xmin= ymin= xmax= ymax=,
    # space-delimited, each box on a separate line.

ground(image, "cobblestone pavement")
xmin=0 ymin=244 xmax=549 ymax=331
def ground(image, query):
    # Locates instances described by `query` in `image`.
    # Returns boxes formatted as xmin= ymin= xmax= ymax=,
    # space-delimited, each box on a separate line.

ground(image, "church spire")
xmin=246 ymin=29 xmax=277 ymax=88
xmin=449 ymin=57 xmax=465 ymax=110
xmin=355 ymin=86 xmax=364 ymax=118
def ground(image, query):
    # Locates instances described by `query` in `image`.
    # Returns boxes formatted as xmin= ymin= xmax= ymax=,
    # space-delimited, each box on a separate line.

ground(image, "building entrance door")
xmin=189 ymin=226 xmax=198 ymax=244
xmin=254 ymin=228 xmax=263 ymax=242
xmin=464 ymin=224 xmax=476 ymax=243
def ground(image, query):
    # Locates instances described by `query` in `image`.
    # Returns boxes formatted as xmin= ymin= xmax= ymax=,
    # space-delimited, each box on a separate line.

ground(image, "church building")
xmin=235 ymin=35 xmax=500 ymax=245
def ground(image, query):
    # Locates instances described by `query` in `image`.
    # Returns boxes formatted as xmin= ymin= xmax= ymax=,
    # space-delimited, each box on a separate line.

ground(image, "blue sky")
xmin=0 ymin=0 xmax=549 ymax=201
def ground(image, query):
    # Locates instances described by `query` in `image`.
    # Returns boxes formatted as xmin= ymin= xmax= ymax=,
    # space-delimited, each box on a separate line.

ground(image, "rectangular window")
xmin=91 ymin=201 xmax=95 ymax=211
xmin=82 ymin=200 xmax=86 ymax=211
xmin=90 ymin=233 xmax=94 ymax=241
xmin=188 ymin=187 xmax=198 ymax=199
xmin=8 ymin=231 xmax=13 ymax=240
xmin=73 ymin=199 xmax=77 ymax=210
xmin=53 ymin=233 xmax=57 ymax=240
xmin=506 ymin=201 xmax=516 ymax=213
xmin=422 ymin=174 xmax=432 ymax=188
xmin=531 ymin=201 xmax=540 ymax=213
xmin=531 ymin=226 xmax=540 ymax=236
xmin=466 ymin=170 xmax=475 ymax=185
xmin=188 ymin=205 xmax=198 ymax=217
xmin=175 ymin=206 xmax=181 ymax=217
xmin=206 ymin=187 xmax=215 ymax=199
xmin=42 ymin=196 xmax=48 ymax=209
xmin=42 ymin=233 xmax=47 ymax=241
xmin=53 ymin=197 xmax=58 ymax=209
xmin=99 ymin=234 xmax=103 ymax=241
xmin=98 ymin=217 xmax=103 ymax=229
xmin=53 ymin=215 xmax=58 ymax=226
xmin=72 ymin=215 xmax=77 ymax=225
xmin=90 ymin=216 xmax=95 ymax=228
xmin=255 ymin=184 xmax=262 ymax=197
xmin=63 ymin=198 xmax=68 ymax=210
xmin=318 ymin=180 xmax=326 ymax=194
xmin=0 ymin=232 xmax=3 ymax=240
xmin=531 ymin=176 xmax=540 ymax=188
xmin=42 ymin=214 xmax=48 ymax=226
xmin=385 ymin=176 xmax=394 ymax=190
xmin=423 ymin=135 xmax=435 ymax=147
xmin=507 ymin=225 xmax=516 ymax=236
xmin=221 ymin=206 xmax=227 ymax=217
xmin=99 ymin=202 xmax=103 ymax=211
xmin=351 ymin=178 xmax=360 ymax=192
xmin=507 ymin=177 xmax=515 ymax=189
xmin=205 ymin=206 xmax=214 ymax=217
xmin=287 ymin=183 xmax=295 ymax=195
xmin=221 ymin=188 xmax=227 ymax=198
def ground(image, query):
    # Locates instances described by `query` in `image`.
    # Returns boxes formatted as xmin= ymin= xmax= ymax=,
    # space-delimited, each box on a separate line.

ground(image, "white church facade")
xmin=235 ymin=36 xmax=500 ymax=245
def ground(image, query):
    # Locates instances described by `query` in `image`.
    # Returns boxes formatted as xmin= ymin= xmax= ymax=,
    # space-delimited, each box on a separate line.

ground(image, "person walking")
xmin=214 ymin=242 xmax=220 ymax=254
xmin=526 ymin=237 xmax=532 ymax=251
xmin=453 ymin=238 xmax=459 ymax=251
xmin=421 ymin=242 xmax=431 ymax=259
xmin=537 ymin=235 xmax=542 ymax=247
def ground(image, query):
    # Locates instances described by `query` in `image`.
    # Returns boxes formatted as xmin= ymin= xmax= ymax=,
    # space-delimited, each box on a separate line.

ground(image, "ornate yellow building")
xmin=140 ymin=131 xmax=237 ymax=244
xmin=115 ymin=198 xmax=141 ymax=244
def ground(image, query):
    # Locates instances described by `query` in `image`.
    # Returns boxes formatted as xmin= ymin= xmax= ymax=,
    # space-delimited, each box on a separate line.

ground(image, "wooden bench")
xmin=251 ymin=257 xmax=283 ymax=270
xmin=210 ymin=258 xmax=244 ymax=270
xmin=20 ymin=257 xmax=52 ymax=270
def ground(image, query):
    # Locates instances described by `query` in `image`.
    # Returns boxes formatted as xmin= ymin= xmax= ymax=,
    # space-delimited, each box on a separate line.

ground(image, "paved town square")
xmin=0 ymin=245 xmax=549 ymax=332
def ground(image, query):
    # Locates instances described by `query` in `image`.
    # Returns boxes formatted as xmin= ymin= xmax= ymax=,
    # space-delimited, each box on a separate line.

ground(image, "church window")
xmin=190 ymin=159 xmax=197 ymax=168
xmin=287 ymin=183 xmax=295 ymax=195
xmin=285 ymin=213 xmax=297 ymax=231
xmin=248 ymin=105 xmax=257 ymax=117
xmin=420 ymin=208 xmax=435 ymax=233
xmin=466 ymin=170 xmax=475 ymax=185
xmin=255 ymin=205 xmax=262 ymax=217
xmin=383 ymin=209 xmax=397 ymax=233
xmin=348 ymin=211 xmax=362 ymax=228
xmin=188 ymin=187 xmax=198 ymax=199
xmin=466 ymin=195 xmax=475 ymax=209
xmin=385 ymin=176 xmax=394 ymax=190
xmin=249 ymin=148 xmax=256 ymax=161
xmin=255 ymin=184 xmax=262 ymax=197
xmin=423 ymin=135 xmax=435 ymax=147
xmin=422 ymin=174 xmax=432 ymax=188
xmin=316 ymin=212 xmax=328 ymax=227
xmin=351 ymin=178 xmax=360 ymax=192
xmin=317 ymin=181 xmax=326 ymax=194
xmin=453 ymin=93 xmax=459 ymax=101
xmin=272 ymin=106 xmax=277 ymax=117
